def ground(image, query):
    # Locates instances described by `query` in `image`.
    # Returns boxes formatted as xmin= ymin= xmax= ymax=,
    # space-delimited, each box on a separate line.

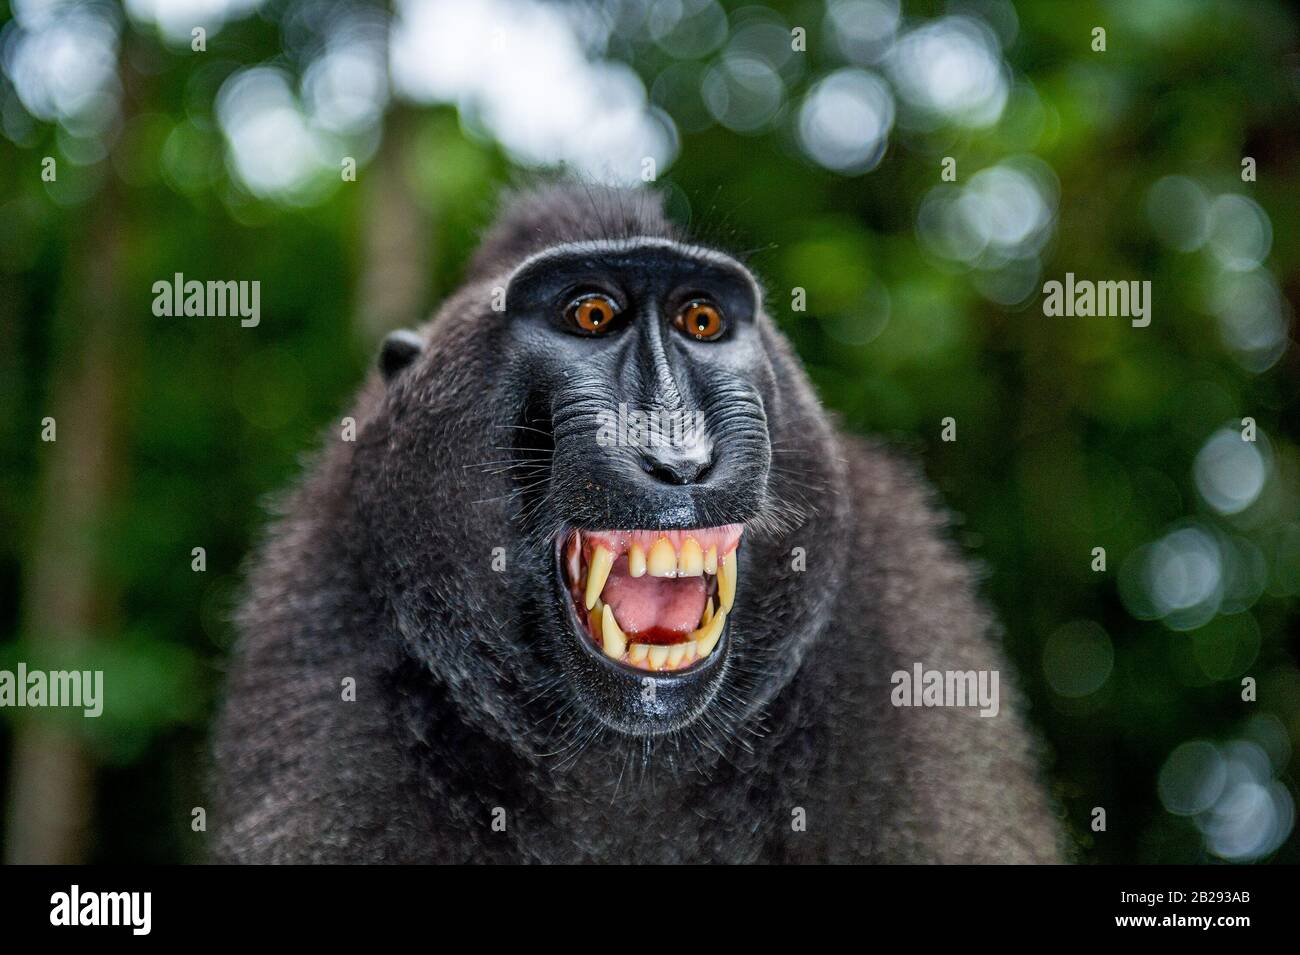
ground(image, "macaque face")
xmin=501 ymin=238 xmax=776 ymax=735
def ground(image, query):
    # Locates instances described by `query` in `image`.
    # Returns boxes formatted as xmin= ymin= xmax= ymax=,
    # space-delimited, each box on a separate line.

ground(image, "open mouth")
xmin=561 ymin=525 xmax=743 ymax=673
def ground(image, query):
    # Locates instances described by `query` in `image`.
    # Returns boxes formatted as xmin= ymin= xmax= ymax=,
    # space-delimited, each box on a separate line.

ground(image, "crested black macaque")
xmin=212 ymin=184 xmax=1065 ymax=863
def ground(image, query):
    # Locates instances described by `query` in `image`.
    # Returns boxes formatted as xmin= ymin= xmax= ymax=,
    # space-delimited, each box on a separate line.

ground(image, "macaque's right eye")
xmin=564 ymin=293 xmax=621 ymax=335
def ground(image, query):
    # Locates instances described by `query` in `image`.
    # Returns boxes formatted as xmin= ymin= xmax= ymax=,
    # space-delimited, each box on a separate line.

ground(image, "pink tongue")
xmin=599 ymin=557 xmax=708 ymax=637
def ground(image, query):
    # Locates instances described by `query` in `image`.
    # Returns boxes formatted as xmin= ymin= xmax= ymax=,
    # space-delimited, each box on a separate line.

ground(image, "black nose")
xmin=639 ymin=445 xmax=714 ymax=485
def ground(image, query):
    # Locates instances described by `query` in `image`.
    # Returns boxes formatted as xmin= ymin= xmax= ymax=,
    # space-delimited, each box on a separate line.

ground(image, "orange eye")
xmin=675 ymin=300 xmax=725 ymax=340
xmin=566 ymin=293 xmax=620 ymax=334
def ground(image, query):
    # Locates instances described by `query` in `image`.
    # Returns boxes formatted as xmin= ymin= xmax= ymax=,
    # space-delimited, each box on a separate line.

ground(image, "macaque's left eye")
xmin=674 ymin=300 xmax=726 ymax=341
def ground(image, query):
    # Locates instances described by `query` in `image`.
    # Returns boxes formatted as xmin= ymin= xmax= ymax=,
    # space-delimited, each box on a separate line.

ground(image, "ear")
xmin=379 ymin=329 xmax=424 ymax=383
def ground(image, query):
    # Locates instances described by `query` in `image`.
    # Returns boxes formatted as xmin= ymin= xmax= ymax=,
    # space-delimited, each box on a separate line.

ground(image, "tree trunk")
xmin=4 ymin=193 xmax=124 ymax=862
xmin=355 ymin=101 xmax=432 ymax=342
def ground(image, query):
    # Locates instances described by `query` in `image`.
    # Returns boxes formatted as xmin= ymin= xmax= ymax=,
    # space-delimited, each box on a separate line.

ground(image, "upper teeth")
xmin=647 ymin=538 xmax=676 ymax=577
xmin=585 ymin=544 xmax=615 ymax=610
xmin=621 ymin=536 xmax=721 ymax=579
xmin=678 ymin=538 xmax=703 ymax=576
xmin=717 ymin=550 xmax=736 ymax=614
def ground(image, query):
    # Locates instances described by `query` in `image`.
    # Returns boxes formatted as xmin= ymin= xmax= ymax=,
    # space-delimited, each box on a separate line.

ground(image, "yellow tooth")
xmin=567 ymin=534 xmax=582 ymax=583
xmin=630 ymin=643 xmax=650 ymax=664
xmin=700 ymin=597 xmax=714 ymax=628
xmin=648 ymin=538 xmax=676 ymax=577
xmin=696 ymin=609 xmax=726 ymax=658
xmin=690 ymin=605 xmax=712 ymax=640
xmin=601 ymin=604 xmax=626 ymax=660
xmin=717 ymin=550 xmax=736 ymax=612
xmin=585 ymin=545 xmax=614 ymax=610
xmin=678 ymin=537 xmax=704 ymax=576
xmin=628 ymin=544 xmax=646 ymax=578
xmin=648 ymin=645 xmax=670 ymax=669
xmin=666 ymin=642 xmax=688 ymax=668
xmin=588 ymin=605 xmax=603 ymax=641
xmin=704 ymin=545 xmax=718 ymax=575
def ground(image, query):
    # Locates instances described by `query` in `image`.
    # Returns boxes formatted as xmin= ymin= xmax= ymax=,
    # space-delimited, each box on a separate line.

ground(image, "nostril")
xmin=639 ymin=451 xmax=713 ymax=486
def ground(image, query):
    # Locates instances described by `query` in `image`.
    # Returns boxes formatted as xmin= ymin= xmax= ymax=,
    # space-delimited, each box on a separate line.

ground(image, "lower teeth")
xmin=595 ymin=606 xmax=728 ymax=672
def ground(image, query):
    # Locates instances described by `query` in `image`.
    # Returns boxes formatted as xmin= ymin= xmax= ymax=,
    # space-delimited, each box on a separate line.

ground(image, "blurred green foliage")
xmin=1 ymin=0 xmax=1297 ymax=862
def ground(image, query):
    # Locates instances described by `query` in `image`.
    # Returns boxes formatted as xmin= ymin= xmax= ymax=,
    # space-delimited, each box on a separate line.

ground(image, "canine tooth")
xmin=696 ymin=610 xmax=726 ymax=658
xmin=601 ymin=604 xmax=626 ymax=660
xmin=689 ymin=610 xmax=710 ymax=641
xmin=585 ymin=545 xmax=614 ymax=609
xmin=588 ymin=605 xmax=603 ymax=640
xmin=678 ymin=538 xmax=704 ymax=576
xmin=566 ymin=532 xmax=582 ymax=584
xmin=628 ymin=543 xmax=646 ymax=578
xmin=704 ymin=545 xmax=718 ymax=575
xmin=648 ymin=645 xmax=670 ymax=669
xmin=667 ymin=642 xmax=688 ymax=667
xmin=647 ymin=538 xmax=676 ymax=577
xmin=700 ymin=597 xmax=714 ymax=628
xmin=630 ymin=643 xmax=650 ymax=664
xmin=717 ymin=551 xmax=736 ymax=613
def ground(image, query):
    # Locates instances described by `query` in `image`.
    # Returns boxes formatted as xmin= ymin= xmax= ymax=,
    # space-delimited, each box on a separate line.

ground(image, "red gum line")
xmin=577 ymin=525 xmax=744 ymax=562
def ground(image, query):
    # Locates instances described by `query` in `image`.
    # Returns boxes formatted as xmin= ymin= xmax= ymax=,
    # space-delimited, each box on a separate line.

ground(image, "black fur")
xmin=211 ymin=184 xmax=1065 ymax=863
